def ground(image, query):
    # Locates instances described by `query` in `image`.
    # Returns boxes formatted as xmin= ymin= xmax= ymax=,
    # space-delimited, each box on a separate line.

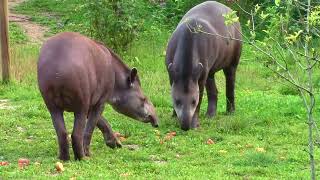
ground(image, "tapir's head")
xmin=110 ymin=68 xmax=159 ymax=127
xmin=168 ymin=62 xmax=203 ymax=131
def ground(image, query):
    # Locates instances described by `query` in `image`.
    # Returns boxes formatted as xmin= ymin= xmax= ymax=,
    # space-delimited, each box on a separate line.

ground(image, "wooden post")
xmin=0 ymin=0 xmax=10 ymax=82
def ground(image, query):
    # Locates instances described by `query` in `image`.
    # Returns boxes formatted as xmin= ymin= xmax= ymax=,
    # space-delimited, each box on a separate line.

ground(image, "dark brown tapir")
xmin=38 ymin=32 xmax=159 ymax=160
xmin=165 ymin=1 xmax=242 ymax=131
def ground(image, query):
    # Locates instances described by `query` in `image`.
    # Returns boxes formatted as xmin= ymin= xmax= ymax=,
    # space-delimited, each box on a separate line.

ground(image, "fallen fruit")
xmin=0 ymin=161 xmax=9 ymax=166
xmin=168 ymin=131 xmax=176 ymax=136
xmin=207 ymin=139 xmax=215 ymax=145
xmin=18 ymin=158 xmax=30 ymax=169
xmin=55 ymin=162 xmax=64 ymax=172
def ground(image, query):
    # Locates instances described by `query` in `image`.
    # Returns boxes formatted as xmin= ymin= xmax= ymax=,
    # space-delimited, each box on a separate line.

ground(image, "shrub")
xmin=83 ymin=0 xmax=145 ymax=51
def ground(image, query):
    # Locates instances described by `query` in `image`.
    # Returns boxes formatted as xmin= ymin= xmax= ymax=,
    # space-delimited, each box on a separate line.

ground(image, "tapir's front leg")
xmin=191 ymin=79 xmax=206 ymax=128
xmin=96 ymin=116 xmax=122 ymax=149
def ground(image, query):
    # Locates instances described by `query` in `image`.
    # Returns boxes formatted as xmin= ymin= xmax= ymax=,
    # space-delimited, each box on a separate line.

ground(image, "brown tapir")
xmin=165 ymin=1 xmax=242 ymax=131
xmin=38 ymin=32 xmax=159 ymax=160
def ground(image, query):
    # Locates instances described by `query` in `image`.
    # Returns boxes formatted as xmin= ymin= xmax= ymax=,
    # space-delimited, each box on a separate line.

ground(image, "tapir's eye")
xmin=175 ymin=99 xmax=182 ymax=107
xmin=191 ymin=99 xmax=196 ymax=106
xmin=140 ymin=97 xmax=146 ymax=106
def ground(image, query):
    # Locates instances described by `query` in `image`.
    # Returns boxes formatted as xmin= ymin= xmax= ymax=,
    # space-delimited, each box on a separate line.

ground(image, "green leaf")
xmin=275 ymin=0 xmax=281 ymax=6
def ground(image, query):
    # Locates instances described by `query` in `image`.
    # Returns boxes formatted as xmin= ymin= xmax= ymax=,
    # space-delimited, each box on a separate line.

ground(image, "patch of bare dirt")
xmin=8 ymin=0 xmax=48 ymax=43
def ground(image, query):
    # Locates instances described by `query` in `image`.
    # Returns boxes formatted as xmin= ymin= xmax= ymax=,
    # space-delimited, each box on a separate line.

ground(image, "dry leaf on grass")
xmin=0 ymin=161 xmax=9 ymax=166
xmin=119 ymin=136 xmax=127 ymax=142
xmin=18 ymin=158 xmax=30 ymax=169
xmin=160 ymin=131 xmax=177 ymax=144
xmin=219 ymin=150 xmax=228 ymax=154
xmin=255 ymin=147 xmax=266 ymax=153
xmin=245 ymin=144 xmax=253 ymax=148
xmin=120 ymin=173 xmax=131 ymax=177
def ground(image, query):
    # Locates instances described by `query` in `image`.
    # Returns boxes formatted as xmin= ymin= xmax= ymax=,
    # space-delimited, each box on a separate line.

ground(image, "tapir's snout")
xmin=149 ymin=114 xmax=159 ymax=128
xmin=144 ymin=99 xmax=159 ymax=128
xmin=181 ymin=123 xmax=190 ymax=131
xmin=179 ymin=113 xmax=192 ymax=131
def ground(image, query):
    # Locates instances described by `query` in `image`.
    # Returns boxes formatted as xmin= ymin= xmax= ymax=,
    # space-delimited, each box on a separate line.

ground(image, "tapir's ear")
xmin=129 ymin=68 xmax=138 ymax=85
xmin=168 ymin=63 xmax=174 ymax=77
xmin=193 ymin=63 xmax=203 ymax=80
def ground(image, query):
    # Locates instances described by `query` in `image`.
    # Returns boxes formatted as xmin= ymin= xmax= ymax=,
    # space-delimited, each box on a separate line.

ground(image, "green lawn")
xmin=1 ymin=1 xmax=320 ymax=179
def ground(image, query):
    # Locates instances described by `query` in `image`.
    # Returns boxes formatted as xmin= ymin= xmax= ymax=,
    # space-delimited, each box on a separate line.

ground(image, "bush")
xmin=83 ymin=0 xmax=145 ymax=52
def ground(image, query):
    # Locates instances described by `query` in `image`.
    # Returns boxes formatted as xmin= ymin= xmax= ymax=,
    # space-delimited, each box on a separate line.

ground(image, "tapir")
xmin=165 ymin=1 xmax=242 ymax=131
xmin=38 ymin=32 xmax=159 ymax=160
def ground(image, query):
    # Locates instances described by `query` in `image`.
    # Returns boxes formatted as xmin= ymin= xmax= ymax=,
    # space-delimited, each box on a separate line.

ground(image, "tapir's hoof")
xmin=172 ymin=110 xmax=177 ymax=117
xmin=59 ymin=154 xmax=70 ymax=161
xmin=206 ymin=111 xmax=216 ymax=118
xmin=84 ymin=147 xmax=91 ymax=157
xmin=106 ymin=138 xmax=122 ymax=149
xmin=225 ymin=110 xmax=235 ymax=115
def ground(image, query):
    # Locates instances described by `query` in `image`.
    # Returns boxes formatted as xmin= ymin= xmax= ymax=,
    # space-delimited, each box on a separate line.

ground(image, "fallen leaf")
xmin=18 ymin=158 xmax=30 ymax=169
xmin=17 ymin=126 xmax=25 ymax=132
xmin=163 ymin=131 xmax=177 ymax=141
xmin=120 ymin=173 xmax=130 ymax=177
xmin=168 ymin=131 xmax=176 ymax=136
xmin=245 ymin=144 xmax=253 ymax=148
xmin=123 ymin=144 xmax=139 ymax=151
xmin=207 ymin=139 xmax=215 ymax=145
xmin=255 ymin=147 xmax=266 ymax=153
xmin=0 ymin=161 xmax=9 ymax=166
xmin=160 ymin=140 xmax=164 ymax=144
xmin=119 ymin=137 xmax=126 ymax=142
xmin=164 ymin=135 xmax=173 ymax=141
xmin=154 ymin=130 xmax=161 ymax=136
xmin=55 ymin=162 xmax=64 ymax=172
xmin=219 ymin=150 xmax=228 ymax=154
xmin=279 ymin=156 xmax=286 ymax=160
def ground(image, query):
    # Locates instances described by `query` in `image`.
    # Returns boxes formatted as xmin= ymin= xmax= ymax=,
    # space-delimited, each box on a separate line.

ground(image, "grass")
xmin=1 ymin=0 xmax=320 ymax=179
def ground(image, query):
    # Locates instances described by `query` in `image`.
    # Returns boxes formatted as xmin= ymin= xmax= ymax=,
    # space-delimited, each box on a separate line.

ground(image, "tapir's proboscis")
xmin=166 ymin=1 xmax=242 ymax=131
xmin=38 ymin=32 xmax=159 ymax=160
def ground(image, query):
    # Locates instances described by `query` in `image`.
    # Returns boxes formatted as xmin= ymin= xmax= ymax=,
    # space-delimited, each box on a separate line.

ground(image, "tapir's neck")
xmin=107 ymin=49 xmax=131 ymax=104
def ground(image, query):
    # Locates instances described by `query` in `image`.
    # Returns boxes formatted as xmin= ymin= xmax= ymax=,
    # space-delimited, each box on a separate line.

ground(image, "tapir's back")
xmin=181 ymin=1 xmax=240 ymax=39
xmin=37 ymin=32 xmax=114 ymax=112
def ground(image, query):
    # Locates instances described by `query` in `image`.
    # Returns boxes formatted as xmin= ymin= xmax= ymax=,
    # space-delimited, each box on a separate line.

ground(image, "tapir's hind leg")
xmin=83 ymin=104 xmax=104 ymax=156
xmin=223 ymin=66 xmax=237 ymax=113
xmin=72 ymin=111 xmax=87 ymax=160
xmin=224 ymin=42 xmax=241 ymax=114
xmin=96 ymin=116 xmax=122 ymax=149
xmin=48 ymin=107 xmax=70 ymax=161
xmin=169 ymin=75 xmax=177 ymax=117
xmin=206 ymin=74 xmax=218 ymax=118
